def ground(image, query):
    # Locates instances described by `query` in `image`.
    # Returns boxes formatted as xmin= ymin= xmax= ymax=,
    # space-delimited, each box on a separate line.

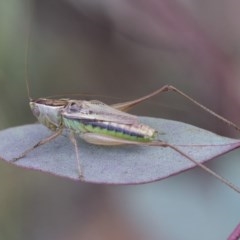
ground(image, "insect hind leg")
xmin=149 ymin=140 xmax=240 ymax=194
xmin=167 ymin=86 xmax=240 ymax=132
xmin=112 ymin=85 xmax=240 ymax=132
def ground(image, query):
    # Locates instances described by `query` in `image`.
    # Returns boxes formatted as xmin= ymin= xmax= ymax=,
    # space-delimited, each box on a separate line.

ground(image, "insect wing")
xmin=62 ymin=100 xmax=138 ymax=124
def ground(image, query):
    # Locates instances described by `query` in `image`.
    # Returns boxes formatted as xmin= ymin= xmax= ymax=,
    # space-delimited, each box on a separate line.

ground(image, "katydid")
xmin=13 ymin=14 xmax=240 ymax=193
xmin=13 ymin=81 xmax=240 ymax=193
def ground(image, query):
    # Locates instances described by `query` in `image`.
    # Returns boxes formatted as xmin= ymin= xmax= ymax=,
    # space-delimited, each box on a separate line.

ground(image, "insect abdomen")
xmin=63 ymin=118 xmax=157 ymax=142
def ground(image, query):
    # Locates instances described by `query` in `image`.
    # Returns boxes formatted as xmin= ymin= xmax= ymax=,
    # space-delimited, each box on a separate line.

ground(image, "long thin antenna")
xmin=25 ymin=0 xmax=32 ymax=100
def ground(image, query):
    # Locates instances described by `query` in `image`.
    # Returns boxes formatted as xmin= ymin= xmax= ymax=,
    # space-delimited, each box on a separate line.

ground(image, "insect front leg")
xmin=111 ymin=85 xmax=240 ymax=132
xmin=12 ymin=128 xmax=63 ymax=162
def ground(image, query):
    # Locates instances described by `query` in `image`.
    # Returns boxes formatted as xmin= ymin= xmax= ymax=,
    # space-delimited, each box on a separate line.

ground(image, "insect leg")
xmin=78 ymin=132 xmax=240 ymax=193
xmin=12 ymin=129 xmax=62 ymax=162
xmin=111 ymin=85 xmax=170 ymax=112
xmin=149 ymin=140 xmax=240 ymax=194
xmin=69 ymin=132 xmax=84 ymax=180
xmin=167 ymin=86 xmax=240 ymax=132
xmin=111 ymin=85 xmax=240 ymax=132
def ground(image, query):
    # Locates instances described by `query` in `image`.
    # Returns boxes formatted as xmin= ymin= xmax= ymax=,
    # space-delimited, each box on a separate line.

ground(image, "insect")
xmin=13 ymin=15 xmax=240 ymax=194
xmin=13 ymin=80 xmax=240 ymax=191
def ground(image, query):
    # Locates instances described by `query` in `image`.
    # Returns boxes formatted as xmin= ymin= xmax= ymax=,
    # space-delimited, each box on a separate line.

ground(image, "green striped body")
xmin=63 ymin=117 xmax=157 ymax=143
xmin=30 ymin=98 xmax=158 ymax=144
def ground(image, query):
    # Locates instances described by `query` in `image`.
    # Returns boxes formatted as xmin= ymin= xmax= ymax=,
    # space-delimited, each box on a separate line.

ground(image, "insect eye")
xmin=69 ymin=103 xmax=81 ymax=112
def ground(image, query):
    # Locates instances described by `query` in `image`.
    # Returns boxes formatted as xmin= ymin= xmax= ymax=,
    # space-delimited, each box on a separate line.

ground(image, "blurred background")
xmin=1 ymin=0 xmax=240 ymax=239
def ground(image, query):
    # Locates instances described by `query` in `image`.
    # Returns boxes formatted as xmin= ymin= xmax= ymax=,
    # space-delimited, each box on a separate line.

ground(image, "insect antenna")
xmin=43 ymin=93 xmax=124 ymax=101
xmin=24 ymin=1 xmax=32 ymax=101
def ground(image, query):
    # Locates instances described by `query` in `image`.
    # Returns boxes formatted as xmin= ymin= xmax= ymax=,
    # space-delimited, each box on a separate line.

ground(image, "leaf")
xmin=0 ymin=117 xmax=240 ymax=184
